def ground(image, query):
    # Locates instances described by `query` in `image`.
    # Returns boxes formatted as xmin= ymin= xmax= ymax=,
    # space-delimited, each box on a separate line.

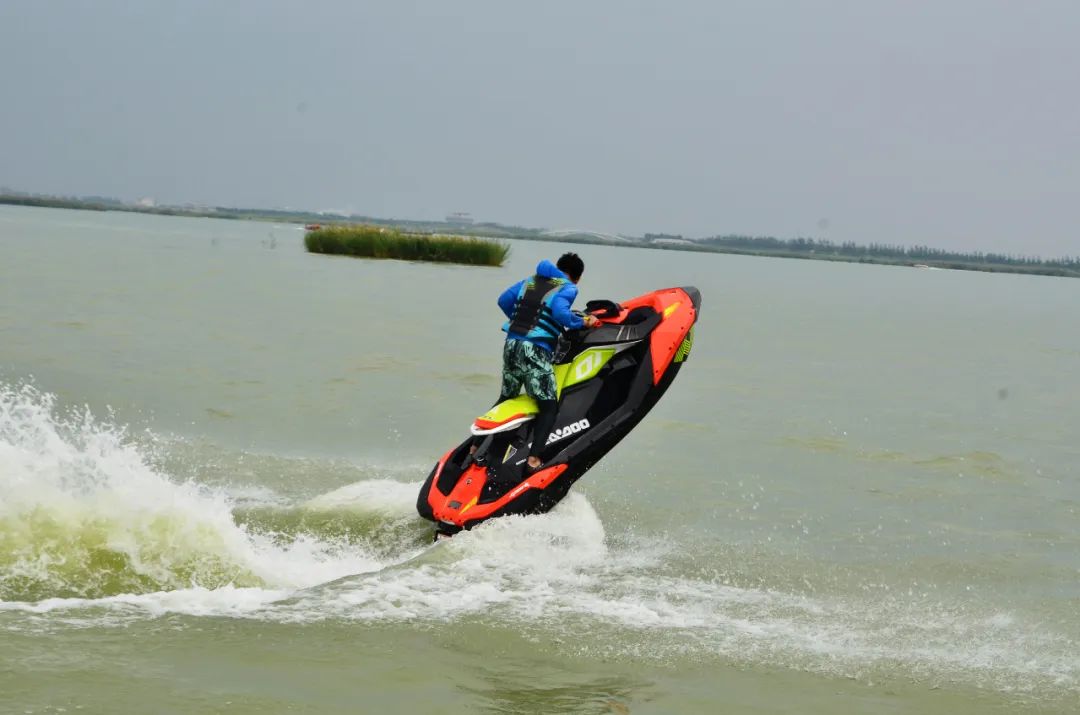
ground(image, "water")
xmin=1 ymin=205 xmax=1077 ymax=713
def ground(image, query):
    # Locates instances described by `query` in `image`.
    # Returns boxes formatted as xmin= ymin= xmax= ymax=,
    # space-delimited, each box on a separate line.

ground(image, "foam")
xmin=1 ymin=382 xmax=1076 ymax=701
xmin=303 ymin=478 xmax=420 ymax=513
xmin=0 ymin=383 xmax=383 ymax=603
xmin=271 ymin=493 xmax=1077 ymax=698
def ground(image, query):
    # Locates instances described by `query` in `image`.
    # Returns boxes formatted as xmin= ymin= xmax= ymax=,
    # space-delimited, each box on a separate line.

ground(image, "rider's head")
xmin=557 ymin=252 xmax=585 ymax=283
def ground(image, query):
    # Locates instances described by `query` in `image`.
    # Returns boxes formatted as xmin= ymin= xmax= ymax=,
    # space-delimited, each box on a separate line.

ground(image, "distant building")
xmin=446 ymin=212 xmax=474 ymax=225
xmin=136 ymin=197 xmax=156 ymax=208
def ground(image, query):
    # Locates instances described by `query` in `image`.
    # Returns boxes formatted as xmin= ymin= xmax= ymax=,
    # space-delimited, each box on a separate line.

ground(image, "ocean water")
xmin=0 ymin=205 xmax=1077 ymax=714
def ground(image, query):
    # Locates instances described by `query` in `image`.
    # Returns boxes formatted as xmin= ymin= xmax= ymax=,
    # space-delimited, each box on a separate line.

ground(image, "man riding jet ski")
xmin=416 ymin=262 xmax=701 ymax=539
xmin=491 ymin=253 xmax=600 ymax=472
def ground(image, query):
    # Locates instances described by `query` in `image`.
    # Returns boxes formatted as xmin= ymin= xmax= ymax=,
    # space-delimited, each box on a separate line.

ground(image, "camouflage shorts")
xmin=500 ymin=339 xmax=557 ymax=402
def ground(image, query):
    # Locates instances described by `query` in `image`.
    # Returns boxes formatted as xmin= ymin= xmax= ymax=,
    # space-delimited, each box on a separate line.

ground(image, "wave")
xmin=0 ymin=383 xmax=406 ymax=603
xmin=1 ymin=382 xmax=1075 ymax=703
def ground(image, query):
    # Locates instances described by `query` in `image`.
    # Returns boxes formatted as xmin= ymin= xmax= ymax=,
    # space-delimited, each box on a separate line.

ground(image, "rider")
xmin=496 ymin=253 xmax=600 ymax=470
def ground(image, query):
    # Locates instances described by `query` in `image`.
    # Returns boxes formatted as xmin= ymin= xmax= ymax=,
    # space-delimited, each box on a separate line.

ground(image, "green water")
xmin=1 ymin=206 xmax=1077 ymax=713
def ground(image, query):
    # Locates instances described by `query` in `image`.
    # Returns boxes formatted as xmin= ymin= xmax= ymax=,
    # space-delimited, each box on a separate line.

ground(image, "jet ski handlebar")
xmin=583 ymin=299 xmax=623 ymax=319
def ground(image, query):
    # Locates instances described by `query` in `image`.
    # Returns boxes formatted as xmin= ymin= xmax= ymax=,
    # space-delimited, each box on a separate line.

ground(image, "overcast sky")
xmin=2 ymin=1 xmax=1077 ymax=256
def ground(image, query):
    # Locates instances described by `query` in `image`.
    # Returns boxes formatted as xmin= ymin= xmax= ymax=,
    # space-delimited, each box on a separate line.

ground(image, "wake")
xmin=0 ymin=383 xmax=410 ymax=605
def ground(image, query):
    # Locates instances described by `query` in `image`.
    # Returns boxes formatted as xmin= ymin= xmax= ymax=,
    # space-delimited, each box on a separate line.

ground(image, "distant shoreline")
xmin=3 ymin=194 xmax=1077 ymax=279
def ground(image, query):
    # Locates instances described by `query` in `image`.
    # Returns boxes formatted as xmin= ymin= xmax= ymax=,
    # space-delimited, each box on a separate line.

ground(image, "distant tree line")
xmin=695 ymin=235 xmax=1080 ymax=270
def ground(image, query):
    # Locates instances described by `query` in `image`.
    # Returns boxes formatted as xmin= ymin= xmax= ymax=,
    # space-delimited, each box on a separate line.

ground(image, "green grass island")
xmin=304 ymin=224 xmax=509 ymax=267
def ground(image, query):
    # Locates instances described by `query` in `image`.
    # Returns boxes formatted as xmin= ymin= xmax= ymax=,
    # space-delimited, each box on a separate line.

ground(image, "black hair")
xmin=557 ymin=252 xmax=585 ymax=282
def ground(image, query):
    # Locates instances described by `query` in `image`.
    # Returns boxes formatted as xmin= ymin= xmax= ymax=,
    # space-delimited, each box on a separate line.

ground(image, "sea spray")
xmin=1 ymin=383 xmax=1075 ymax=700
xmin=0 ymin=383 xmax=382 ymax=602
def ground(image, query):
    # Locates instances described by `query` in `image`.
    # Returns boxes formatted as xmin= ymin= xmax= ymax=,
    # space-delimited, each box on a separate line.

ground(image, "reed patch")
xmin=305 ymin=224 xmax=509 ymax=267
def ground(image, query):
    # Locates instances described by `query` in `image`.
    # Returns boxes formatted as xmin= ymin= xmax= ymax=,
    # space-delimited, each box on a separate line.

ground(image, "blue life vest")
xmin=504 ymin=275 xmax=566 ymax=345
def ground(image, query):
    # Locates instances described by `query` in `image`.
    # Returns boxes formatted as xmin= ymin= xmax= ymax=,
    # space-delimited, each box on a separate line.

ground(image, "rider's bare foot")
xmin=526 ymin=455 xmax=541 ymax=470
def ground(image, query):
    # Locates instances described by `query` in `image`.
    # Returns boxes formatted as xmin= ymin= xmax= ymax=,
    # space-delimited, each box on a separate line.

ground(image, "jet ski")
xmin=416 ymin=286 xmax=701 ymax=539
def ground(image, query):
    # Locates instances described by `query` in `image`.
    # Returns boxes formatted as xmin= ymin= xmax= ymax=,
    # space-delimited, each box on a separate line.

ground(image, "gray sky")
xmin=2 ymin=1 xmax=1078 ymax=256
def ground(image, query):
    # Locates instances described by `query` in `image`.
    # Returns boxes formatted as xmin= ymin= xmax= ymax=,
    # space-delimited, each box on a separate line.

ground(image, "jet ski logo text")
xmin=546 ymin=418 xmax=591 ymax=445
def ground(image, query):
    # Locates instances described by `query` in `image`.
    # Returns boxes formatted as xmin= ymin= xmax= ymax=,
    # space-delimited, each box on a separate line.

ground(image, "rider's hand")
xmin=584 ymin=315 xmax=601 ymax=329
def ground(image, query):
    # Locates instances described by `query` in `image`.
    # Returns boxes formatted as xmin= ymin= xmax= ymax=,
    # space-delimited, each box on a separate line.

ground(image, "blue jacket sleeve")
xmin=550 ymin=284 xmax=584 ymax=330
xmin=498 ymin=280 xmax=524 ymax=319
